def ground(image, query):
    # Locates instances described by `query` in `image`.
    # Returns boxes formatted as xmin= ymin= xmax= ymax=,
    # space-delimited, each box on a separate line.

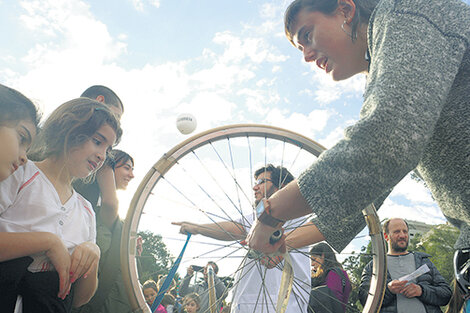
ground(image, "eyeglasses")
xmin=254 ymin=178 xmax=274 ymax=186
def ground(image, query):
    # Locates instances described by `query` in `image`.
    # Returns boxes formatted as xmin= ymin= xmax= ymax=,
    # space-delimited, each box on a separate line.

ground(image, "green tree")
xmin=415 ymin=224 xmax=458 ymax=284
xmin=408 ymin=232 xmax=425 ymax=252
xmin=342 ymin=242 xmax=373 ymax=312
xmin=137 ymin=230 xmax=173 ymax=284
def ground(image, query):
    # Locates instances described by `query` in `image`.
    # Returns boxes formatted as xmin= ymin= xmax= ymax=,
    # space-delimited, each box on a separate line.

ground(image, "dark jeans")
xmin=0 ymin=257 xmax=74 ymax=313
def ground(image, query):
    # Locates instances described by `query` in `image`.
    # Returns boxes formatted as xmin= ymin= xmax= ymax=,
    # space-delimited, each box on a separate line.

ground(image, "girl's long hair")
xmin=105 ymin=149 xmax=134 ymax=169
xmin=29 ymin=97 xmax=122 ymax=161
xmin=310 ymin=242 xmax=343 ymax=283
xmin=183 ymin=292 xmax=201 ymax=311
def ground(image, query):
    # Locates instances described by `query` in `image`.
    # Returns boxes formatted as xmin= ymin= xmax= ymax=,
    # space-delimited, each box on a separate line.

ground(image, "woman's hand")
xmin=45 ymin=235 xmax=72 ymax=299
xmin=69 ymin=242 xmax=100 ymax=285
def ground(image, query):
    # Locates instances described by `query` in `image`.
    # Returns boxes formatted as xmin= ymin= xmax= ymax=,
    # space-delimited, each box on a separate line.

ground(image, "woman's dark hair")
xmin=28 ymin=97 xmax=122 ymax=161
xmin=309 ymin=242 xmax=343 ymax=282
xmin=104 ymin=149 xmax=134 ymax=169
xmin=183 ymin=292 xmax=201 ymax=308
xmin=0 ymin=84 xmax=40 ymax=130
xmin=142 ymin=279 xmax=158 ymax=292
xmin=284 ymin=0 xmax=379 ymax=45
xmin=161 ymin=293 xmax=175 ymax=307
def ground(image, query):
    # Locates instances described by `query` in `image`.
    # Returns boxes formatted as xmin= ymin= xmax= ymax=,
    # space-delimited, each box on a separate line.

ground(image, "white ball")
xmin=176 ymin=113 xmax=197 ymax=135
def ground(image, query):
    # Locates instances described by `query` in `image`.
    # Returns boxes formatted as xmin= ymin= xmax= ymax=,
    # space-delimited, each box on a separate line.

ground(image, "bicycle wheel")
xmin=121 ymin=124 xmax=386 ymax=313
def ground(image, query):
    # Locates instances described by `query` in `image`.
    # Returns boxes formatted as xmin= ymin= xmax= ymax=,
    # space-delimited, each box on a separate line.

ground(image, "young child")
xmin=161 ymin=293 xmax=176 ymax=313
xmin=0 ymin=84 xmax=39 ymax=182
xmin=142 ymin=280 xmax=166 ymax=312
xmin=0 ymin=97 xmax=122 ymax=313
xmin=183 ymin=293 xmax=200 ymax=313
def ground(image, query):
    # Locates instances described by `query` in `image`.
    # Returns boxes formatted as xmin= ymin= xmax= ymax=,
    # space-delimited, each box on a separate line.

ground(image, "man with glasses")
xmin=174 ymin=164 xmax=311 ymax=313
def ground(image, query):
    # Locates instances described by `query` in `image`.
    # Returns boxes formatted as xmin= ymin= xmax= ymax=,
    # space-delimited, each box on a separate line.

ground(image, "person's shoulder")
xmin=411 ymin=251 xmax=432 ymax=259
xmin=328 ymin=267 xmax=347 ymax=277
xmin=378 ymin=0 xmax=470 ymax=33
xmin=12 ymin=161 xmax=41 ymax=190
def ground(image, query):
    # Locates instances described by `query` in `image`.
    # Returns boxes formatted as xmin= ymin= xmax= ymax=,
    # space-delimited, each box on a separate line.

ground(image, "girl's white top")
xmin=0 ymin=161 xmax=96 ymax=272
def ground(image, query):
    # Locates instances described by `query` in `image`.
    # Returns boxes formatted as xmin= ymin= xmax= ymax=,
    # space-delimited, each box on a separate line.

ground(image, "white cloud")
xmin=131 ymin=0 xmax=160 ymax=11
xmin=212 ymin=31 xmax=288 ymax=65
xmin=191 ymin=62 xmax=255 ymax=90
xmin=320 ymin=126 xmax=345 ymax=149
xmin=297 ymin=61 xmax=366 ymax=105
xmin=238 ymin=88 xmax=280 ymax=116
xmin=130 ymin=0 xmax=144 ymax=11
xmin=148 ymin=0 xmax=161 ymax=8
xmin=177 ymin=92 xmax=237 ymax=129
xmin=377 ymin=174 xmax=444 ymax=225
xmin=378 ymin=198 xmax=445 ymax=225
xmin=259 ymin=3 xmax=280 ymax=19
xmin=6 ymin=0 xmax=125 ymax=115
xmin=264 ymin=108 xmax=332 ymax=138
xmin=390 ymin=174 xmax=435 ymax=205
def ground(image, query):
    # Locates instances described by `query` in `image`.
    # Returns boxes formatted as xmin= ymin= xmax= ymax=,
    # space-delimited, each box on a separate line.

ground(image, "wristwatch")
xmin=255 ymin=199 xmax=285 ymax=228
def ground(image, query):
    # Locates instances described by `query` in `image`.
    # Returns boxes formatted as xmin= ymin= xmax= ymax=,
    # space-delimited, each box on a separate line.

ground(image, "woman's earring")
xmin=341 ymin=20 xmax=355 ymax=40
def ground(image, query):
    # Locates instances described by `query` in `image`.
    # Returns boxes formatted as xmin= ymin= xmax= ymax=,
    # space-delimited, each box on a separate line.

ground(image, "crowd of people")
xmin=1 ymin=0 xmax=469 ymax=312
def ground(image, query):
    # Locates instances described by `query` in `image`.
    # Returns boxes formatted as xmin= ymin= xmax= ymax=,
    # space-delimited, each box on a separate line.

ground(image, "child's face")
xmin=114 ymin=159 xmax=134 ymax=190
xmin=185 ymin=299 xmax=199 ymax=313
xmin=143 ymin=288 xmax=158 ymax=306
xmin=0 ymin=119 xmax=36 ymax=181
xmin=66 ymin=123 xmax=117 ymax=179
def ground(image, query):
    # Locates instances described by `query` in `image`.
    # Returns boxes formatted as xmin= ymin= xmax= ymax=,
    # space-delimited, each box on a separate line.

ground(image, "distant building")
xmin=406 ymin=220 xmax=433 ymax=239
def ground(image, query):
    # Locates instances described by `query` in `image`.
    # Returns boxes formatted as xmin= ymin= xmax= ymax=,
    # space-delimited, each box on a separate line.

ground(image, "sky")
xmin=2 ymin=0 xmax=467 ymax=284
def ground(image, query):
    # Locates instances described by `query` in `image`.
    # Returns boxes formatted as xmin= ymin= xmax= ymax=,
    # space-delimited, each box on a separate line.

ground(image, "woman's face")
xmin=185 ymin=299 xmax=199 ymax=313
xmin=310 ymin=254 xmax=325 ymax=274
xmin=115 ymin=159 xmax=134 ymax=190
xmin=0 ymin=119 xmax=36 ymax=181
xmin=143 ymin=287 xmax=158 ymax=306
xmin=290 ymin=6 xmax=368 ymax=81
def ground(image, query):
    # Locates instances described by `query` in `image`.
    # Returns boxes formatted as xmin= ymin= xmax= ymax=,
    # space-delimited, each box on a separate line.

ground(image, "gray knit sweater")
xmin=298 ymin=0 xmax=470 ymax=251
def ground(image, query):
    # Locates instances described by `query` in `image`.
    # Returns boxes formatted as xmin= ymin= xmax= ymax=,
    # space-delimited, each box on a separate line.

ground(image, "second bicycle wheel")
xmin=121 ymin=124 xmax=386 ymax=313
